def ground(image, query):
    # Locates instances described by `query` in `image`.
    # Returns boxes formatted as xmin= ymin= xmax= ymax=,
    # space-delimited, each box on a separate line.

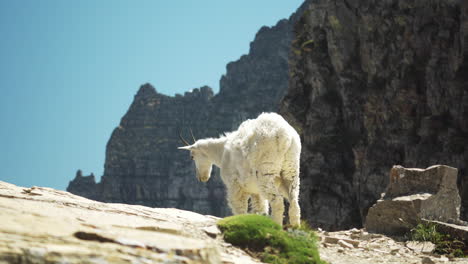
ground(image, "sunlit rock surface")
xmin=0 ymin=181 xmax=261 ymax=264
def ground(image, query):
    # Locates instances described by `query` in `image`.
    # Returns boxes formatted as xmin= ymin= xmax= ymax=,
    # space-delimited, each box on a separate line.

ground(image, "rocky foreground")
xmin=0 ymin=181 xmax=257 ymax=264
xmin=1 ymin=180 xmax=467 ymax=264
xmin=318 ymin=228 xmax=468 ymax=264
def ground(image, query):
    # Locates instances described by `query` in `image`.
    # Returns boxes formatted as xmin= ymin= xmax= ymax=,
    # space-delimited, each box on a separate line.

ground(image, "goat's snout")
xmin=196 ymin=171 xmax=209 ymax=182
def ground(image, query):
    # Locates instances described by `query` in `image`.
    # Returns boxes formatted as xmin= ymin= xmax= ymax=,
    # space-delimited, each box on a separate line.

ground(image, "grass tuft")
xmin=408 ymin=222 xmax=467 ymax=258
xmin=409 ymin=223 xmax=444 ymax=243
xmin=217 ymin=214 xmax=326 ymax=264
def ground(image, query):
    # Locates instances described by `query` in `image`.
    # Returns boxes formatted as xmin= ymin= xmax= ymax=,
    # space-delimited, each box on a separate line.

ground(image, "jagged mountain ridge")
xmin=281 ymin=0 xmax=468 ymax=230
xmin=67 ymin=2 xmax=311 ymax=217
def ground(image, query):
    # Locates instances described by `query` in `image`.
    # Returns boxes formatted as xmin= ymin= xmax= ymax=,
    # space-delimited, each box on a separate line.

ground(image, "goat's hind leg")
xmin=281 ymin=158 xmax=301 ymax=226
xmin=257 ymin=165 xmax=284 ymax=226
xmin=280 ymin=175 xmax=300 ymax=227
xmin=286 ymin=176 xmax=301 ymax=227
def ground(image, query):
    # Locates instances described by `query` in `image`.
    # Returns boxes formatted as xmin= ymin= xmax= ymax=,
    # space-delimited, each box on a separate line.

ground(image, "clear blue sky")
xmin=0 ymin=0 xmax=303 ymax=190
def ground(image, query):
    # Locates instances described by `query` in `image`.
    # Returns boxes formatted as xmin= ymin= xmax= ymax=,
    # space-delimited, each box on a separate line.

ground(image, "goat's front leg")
xmin=269 ymin=194 xmax=285 ymax=226
xmin=256 ymin=166 xmax=284 ymax=226
xmin=226 ymin=184 xmax=249 ymax=215
xmin=250 ymin=194 xmax=268 ymax=215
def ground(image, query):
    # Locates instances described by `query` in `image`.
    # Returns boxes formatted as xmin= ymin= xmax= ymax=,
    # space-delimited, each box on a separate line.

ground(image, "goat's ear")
xmin=178 ymin=146 xmax=193 ymax=150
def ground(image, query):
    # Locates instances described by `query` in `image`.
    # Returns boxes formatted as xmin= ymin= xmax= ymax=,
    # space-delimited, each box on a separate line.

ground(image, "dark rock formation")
xmin=67 ymin=170 xmax=98 ymax=200
xmin=281 ymin=0 xmax=468 ymax=230
xmin=365 ymin=165 xmax=461 ymax=236
xmin=97 ymin=84 xmax=226 ymax=215
xmin=67 ymin=2 xmax=311 ymax=217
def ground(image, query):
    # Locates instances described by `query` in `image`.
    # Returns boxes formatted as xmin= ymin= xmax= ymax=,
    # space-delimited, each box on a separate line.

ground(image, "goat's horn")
xmin=179 ymin=131 xmax=191 ymax=146
xmin=190 ymin=129 xmax=196 ymax=144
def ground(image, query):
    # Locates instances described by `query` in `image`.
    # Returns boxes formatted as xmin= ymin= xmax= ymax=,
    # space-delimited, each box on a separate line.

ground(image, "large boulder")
xmin=365 ymin=165 xmax=461 ymax=236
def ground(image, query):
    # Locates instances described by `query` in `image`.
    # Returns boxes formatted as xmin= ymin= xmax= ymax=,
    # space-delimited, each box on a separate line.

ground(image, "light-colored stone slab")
xmin=405 ymin=241 xmax=435 ymax=254
xmin=0 ymin=181 xmax=261 ymax=264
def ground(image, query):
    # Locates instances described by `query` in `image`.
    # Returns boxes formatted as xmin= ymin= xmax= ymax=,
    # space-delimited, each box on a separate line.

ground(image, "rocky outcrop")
xmin=67 ymin=2 xmax=311 ymax=217
xmin=67 ymin=170 xmax=98 ymax=200
xmin=94 ymin=84 xmax=229 ymax=216
xmin=0 ymin=181 xmax=262 ymax=264
xmin=365 ymin=165 xmax=461 ymax=236
xmin=281 ymin=0 xmax=468 ymax=230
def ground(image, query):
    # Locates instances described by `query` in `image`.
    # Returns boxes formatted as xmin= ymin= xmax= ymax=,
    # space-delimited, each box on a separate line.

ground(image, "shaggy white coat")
xmin=179 ymin=112 xmax=301 ymax=226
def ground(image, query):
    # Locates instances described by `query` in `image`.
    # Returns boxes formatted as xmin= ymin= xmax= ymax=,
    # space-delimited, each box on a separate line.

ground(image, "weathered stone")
xmin=202 ymin=225 xmax=221 ymax=238
xmin=323 ymin=236 xmax=360 ymax=248
xmin=405 ymin=241 xmax=436 ymax=254
xmin=318 ymin=228 xmax=467 ymax=264
xmin=421 ymin=257 xmax=436 ymax=264
xmin=365 ymin=165 xmax=461 ymax=235
xmin=323 ymin=236 xmax=340 ymax=244
xmin=439 ymin=256 xmax=450 ymax=262
xmin=424 ymin=219 xmax=468 ymax=242
xmin=0 ymin=181 xmax=261 ymax=264
xmin=338 ymin=239 xmax=355 ymax=249
xmin=281 ymin=0 xmax=468 ymax=230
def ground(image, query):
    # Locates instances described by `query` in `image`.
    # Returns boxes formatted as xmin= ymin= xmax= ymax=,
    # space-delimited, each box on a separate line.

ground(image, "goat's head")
xmin=178 ymin=130 xmax=212 ymax=182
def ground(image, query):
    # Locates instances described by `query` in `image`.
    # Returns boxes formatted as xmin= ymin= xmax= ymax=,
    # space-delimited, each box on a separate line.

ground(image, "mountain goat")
xmin=178 ymin=112 xmax=301 ymax=226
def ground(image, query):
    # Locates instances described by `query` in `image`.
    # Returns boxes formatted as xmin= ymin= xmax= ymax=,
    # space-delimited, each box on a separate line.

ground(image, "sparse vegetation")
xmin=408 ymin=222 xmax=467 ymax=258
xmin=395 ymin=15 xmax=406 ymax=26
xmin=409 ymin=223 xmax=442 ymax=243
xmin=217 ymin=214 xmax=326 ymax=264
xmin=328 ymin=15 xmax=341 ymax=31
xmin=291 ymin=41 xmax=314 ymax=56
xmin=301 ymin=39 xmax=315 ymax=50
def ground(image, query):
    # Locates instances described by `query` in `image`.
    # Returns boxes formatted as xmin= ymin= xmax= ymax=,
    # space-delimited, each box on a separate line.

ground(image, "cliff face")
xmin=281 ymin=0 xmax=468 ymax=230
xmin=68 ymin=0 xmax=467 ymax=230
xmin=69 ymin=83 xmax=230 ymax=216
xmin=98 ymin=84 xmax=228 ymax=215
xmin=67 ymin=2 xmax=310 ymax=217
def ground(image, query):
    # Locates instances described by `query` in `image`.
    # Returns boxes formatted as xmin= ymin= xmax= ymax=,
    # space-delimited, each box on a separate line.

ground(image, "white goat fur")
xmin=179 ymin=112 xmax=301 ymax=226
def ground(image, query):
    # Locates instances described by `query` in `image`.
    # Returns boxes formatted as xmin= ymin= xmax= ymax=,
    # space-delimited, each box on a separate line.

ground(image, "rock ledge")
xmin=0 ymin=181 xmax=261 ymax=264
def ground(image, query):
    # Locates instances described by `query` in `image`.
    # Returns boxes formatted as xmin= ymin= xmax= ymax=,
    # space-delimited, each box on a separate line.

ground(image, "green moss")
xmin=217 ymin=215 xmax=326 ymax=264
